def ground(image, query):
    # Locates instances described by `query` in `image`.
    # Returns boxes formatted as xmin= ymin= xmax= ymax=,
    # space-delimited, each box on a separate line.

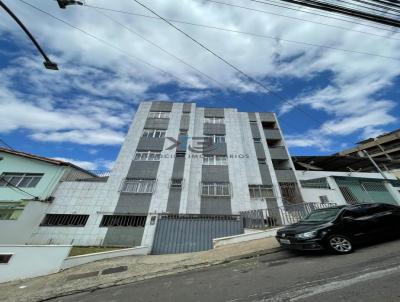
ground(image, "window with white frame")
xmin=204 ymin=117 xmax=224 ymax=124
xmin=121 ymin=179 xmax=156 ymax=193
xmin=142 ymin=129 xmax=166 ymax=138
xmin=0 ymin=173 xmax=43 ymax=188
xmin=203 ymin=155 xmax=227 ymax=165
xmin=204 ymin=134 xmax=226 ymax=143
xmin=148 ymin=111 xmax=170 ymax=119
xmin=248 ymin=185 xmax=275 ymax=199
xmin=134 ymin=151 xmax=161 ymax=161
xmin=201 ymin=182 xmax=231 ymax=196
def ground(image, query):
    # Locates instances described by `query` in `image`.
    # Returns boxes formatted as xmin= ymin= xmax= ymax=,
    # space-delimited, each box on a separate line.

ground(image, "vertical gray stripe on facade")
xmin=150 ymin=101 xmax=173 ymax=112
xmin=166 ymin=110 xmax=190 ymax=213
xmin=166 ymin=157 xmax=185 ymax=213
xmin=104 ymin=101 xmax=170 ymax=246
xmin=204 ymin=108 xmax=224 ymax=117
xmin=182 ymin=103 xmax=192 ymax=113
xmin=248 ymin=113 xmax=274 ymax=187
xmin=200 ymin=109 xmax=231 ymax=214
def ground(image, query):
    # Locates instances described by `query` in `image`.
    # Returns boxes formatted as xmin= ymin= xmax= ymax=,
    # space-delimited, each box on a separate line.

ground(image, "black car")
xmin=276 ymin=203 xmax=400 ymax=254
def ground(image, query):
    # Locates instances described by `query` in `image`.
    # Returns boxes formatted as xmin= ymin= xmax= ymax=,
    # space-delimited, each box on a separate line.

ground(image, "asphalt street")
xmin=51 ymin=238 xmax=400 ymax=302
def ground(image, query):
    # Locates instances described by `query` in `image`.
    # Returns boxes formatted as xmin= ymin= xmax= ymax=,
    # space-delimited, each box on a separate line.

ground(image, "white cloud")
xmin=0 ymin=0 xmax=398 ymax=152
xmin=52 ymin=157 xmax=98 ymax=170
xmin=31 ymin=129 xmax=125 ymax=145
xmin=52 ymin=157 xmax=114 ymax=170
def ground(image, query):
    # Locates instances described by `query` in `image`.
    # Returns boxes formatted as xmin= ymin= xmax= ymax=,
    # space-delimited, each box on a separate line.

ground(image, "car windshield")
xmin=301 ymin=208 xmax=341 ymax=222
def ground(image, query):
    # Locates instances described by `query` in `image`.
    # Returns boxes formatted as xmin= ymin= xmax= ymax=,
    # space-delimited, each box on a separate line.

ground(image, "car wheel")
xmin=327 ymin=235 xmax=353 ymax=254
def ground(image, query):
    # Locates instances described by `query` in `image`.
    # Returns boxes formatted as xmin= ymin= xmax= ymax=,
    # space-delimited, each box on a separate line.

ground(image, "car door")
xmin=341 ymin=206 xmax=381 ymax=241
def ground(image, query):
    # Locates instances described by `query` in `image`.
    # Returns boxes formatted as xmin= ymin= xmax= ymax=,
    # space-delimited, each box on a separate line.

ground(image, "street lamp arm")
xmin=0 ymin=0 xmax=58 ymax=70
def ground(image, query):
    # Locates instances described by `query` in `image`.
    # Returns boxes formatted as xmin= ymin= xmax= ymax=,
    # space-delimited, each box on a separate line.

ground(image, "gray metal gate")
xmin=151 ymin=214 xmax=243 ymax=254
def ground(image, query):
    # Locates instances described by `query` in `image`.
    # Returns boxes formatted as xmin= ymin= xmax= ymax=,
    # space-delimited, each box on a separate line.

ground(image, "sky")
xmin=0 ymin=0 xmax=399 ymax=171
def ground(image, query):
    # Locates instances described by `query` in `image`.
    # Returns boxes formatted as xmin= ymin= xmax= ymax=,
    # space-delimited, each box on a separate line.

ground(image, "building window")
xmin=201 ymin=182 xmax=231 ymax=196
xmin=204 ymin=117 xmax=224 ymax=124
xmin=204 ymin=134 xmax=226 ymax=143
xmin=0 ymin=173 xmax=43 ymax=188
xmin=40 ymin=214 xmax=89 ymax=227
xmin=100 ymin=215 xmax=147 ymax=227
xmin=121 ymin=179 xmax=156 ymax=193
xmin=0 ymin=202 xmax=25 ymax=220
xmin=170 ymin=178 xmax=183 ymax=188
xmin=203 ymin=155 xmax=227 ymax=165
xmin=148 ymin=111 xmax=170 ymax=119
xmin=134 ymin=151 xmax=161 ymax=161
xmin=0 ymin=254 xmax=12 ymax=264
xmin=248 ymin=185 xmax=275 ymax=199
xmin=142 ymin=129 xmax=166 ymax=138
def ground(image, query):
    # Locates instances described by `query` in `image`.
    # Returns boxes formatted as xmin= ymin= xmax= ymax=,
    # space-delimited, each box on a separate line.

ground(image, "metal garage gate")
xmin=151 ymin=214 xmax=243 ymax=254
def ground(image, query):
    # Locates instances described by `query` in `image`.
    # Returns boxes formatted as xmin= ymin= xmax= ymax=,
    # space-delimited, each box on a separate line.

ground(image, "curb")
xmin=35 ymin=247 xmax=283 ymax=302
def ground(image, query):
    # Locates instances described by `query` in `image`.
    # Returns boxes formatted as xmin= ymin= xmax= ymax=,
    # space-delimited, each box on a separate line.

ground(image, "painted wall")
xmin=0 ymin=202 xmax=49 ymax=244
xmin=296 ymin=171 xmax=400 ymax=206
xmin=0 ymin=245 xmax=71 ymax=283
xmin=0 ymin=152 xmax=68 ymax=244
xmin=0 ymin=151 xmax=66 ymax=201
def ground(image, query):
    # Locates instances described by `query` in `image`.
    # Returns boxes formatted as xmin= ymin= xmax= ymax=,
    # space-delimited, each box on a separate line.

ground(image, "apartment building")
xmin=29 ymin=101 xmax=302 ymax=253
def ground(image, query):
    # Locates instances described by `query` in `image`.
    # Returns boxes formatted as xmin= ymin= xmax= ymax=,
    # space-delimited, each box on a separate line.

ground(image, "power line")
xmin=130 ymin=0 xmax=343 ymax=137
xmin=273 ymin=0 xmax=400 ymax=27
xmin=92 ymin=8 xmax=226 ymax=87
xmin=205 ymin=0 xmax=400 ymax=39
xmin=242 ymin=0 xmax=400 ymax=27
xmin=18 ymin=0 xmax=198 ymax=88
xmin=243 ymin=0 xmax=400 ymax=23
xmin=0 ymin=138 xmax=15 ymax=150
xmin=81 ymin=4 xmax=400 ymax=61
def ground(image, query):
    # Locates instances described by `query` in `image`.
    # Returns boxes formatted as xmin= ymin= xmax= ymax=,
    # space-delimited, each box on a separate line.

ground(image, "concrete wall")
xmin=0 ymin=202 xmax=49 ymax=244
xmin=29 ymin=181 xmax=109 ymax=246
xmin=61 ymin=246 xmax=149 ymax=270
xmin=213 ymin=228 xmax=281 ymax=248
xmin=0 ymin=245 xmax=71 ymax=283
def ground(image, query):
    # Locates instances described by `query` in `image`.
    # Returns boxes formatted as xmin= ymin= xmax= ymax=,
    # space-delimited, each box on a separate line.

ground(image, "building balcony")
xmin=264 ymin=129 xmax=282 ymax=140
xmin=275 ymin=169 xmax=297 ymax=182
xmin=259 ymin=112 xmax=276 ymax=122
xmin=269 ymin=147 xmax=289 ymax=160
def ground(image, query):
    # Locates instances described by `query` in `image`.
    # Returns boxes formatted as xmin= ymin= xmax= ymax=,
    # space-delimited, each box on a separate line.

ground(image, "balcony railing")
xmin=240 ymin=202 xmax=337 ymax=229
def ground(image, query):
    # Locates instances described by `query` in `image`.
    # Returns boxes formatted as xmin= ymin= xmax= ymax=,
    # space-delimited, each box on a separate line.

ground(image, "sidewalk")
xmin=2 ymin=237 xmax=280 ymax=302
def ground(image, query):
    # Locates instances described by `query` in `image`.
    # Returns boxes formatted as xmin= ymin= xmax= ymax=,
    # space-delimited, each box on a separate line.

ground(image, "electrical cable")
xmin=131 ymin=0 xmax=346 ymax=137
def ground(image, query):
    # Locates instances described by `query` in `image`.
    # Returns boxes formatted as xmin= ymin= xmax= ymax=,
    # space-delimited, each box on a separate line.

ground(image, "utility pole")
xmin=0 ymin=0 xmax=58 ymax=70
xmin=363 ymin=150 xmax=388 ymax=180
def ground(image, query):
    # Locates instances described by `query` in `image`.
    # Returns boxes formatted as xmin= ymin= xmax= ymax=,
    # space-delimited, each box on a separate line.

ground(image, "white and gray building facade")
xmin=29 ymin=101 xmax=301 ymax=250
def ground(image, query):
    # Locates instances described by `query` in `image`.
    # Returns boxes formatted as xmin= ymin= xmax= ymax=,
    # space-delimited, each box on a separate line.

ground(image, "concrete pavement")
xmin=1 ymin=236 xmax=280 ymax=302
xmin=48 ymin=238 xmax=400 ymax=302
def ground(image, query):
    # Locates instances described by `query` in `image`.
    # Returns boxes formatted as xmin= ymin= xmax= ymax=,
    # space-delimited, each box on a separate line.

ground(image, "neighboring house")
xmin=30 ymin=101 xmax=303 ymax=253
xmin=0 ymin=148 xmax=94 ymax=244
xmin=336 ymin=129 xmax=400 ymax=178
xmin=293 ymin=156 xmax=400 ymax=206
